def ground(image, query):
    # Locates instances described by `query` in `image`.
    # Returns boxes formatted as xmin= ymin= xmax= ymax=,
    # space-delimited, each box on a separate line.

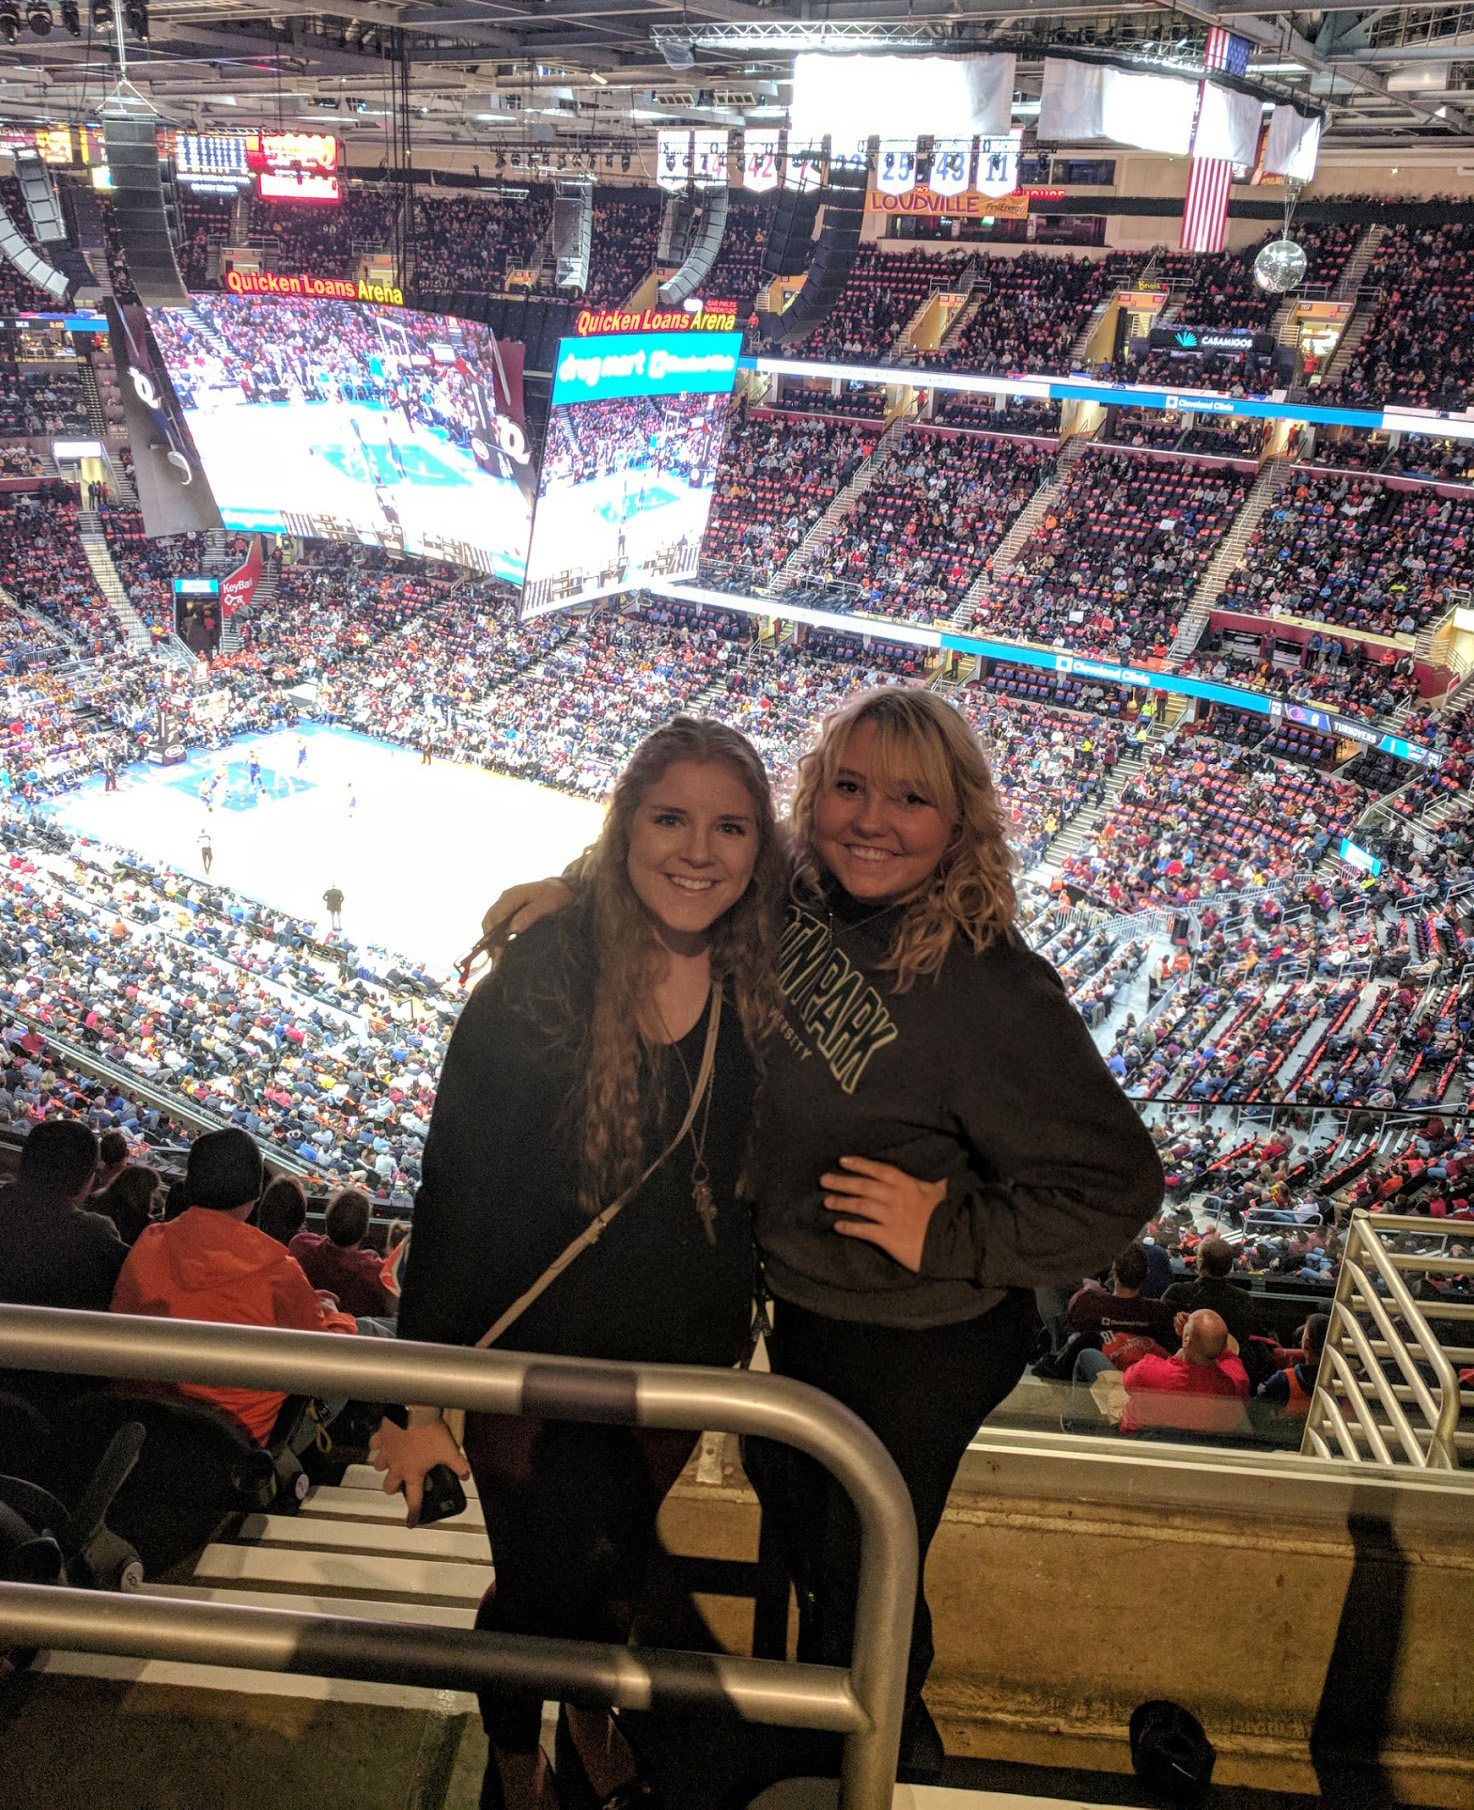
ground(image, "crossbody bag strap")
xmin=471 ymin=989 xmax=724 ymax=1353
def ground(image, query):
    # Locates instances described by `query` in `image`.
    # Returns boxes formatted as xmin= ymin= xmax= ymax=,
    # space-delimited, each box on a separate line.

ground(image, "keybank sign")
xmin=552 ymin=331 xmax=743 ymax=404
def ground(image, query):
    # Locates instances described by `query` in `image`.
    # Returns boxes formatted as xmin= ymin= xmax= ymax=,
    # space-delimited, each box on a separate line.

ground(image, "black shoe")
xmin=896 ymin=1697 xmax=946 ymax=1786
xmin=553 ymin=1705 xmax=658 ymax=1810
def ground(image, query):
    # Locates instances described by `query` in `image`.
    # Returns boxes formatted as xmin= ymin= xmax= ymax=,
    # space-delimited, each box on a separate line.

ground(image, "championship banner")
xmin=976 ymin=133 xmax=1021 ymax=199
xmin=221 ymin=534 xmax=263 ymax=619
xmin=876 ymin=138 xmax=918 ymax=196
xmin=742 ymin=129 xmax=780 ymax=192
xmin=657 ymin=129 xmax=693 ymax=191
xmin=928 ymin=138 xmax=973 ymax=197
xmin=693 ymin=129 xmax=729 ymax=186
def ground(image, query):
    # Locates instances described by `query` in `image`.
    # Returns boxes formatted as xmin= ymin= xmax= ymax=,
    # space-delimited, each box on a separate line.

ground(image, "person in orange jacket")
xmin=111 ymin=1128 xmax=356 ymax=1445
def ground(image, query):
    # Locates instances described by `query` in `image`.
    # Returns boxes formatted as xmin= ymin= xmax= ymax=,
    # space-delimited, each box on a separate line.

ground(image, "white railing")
xmin=1303 ymin=1209 xmax=1469 ymax=1470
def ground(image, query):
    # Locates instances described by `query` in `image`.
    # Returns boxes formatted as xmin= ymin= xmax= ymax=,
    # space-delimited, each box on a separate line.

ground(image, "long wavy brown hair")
xmin=509 ymin=716 xmax=786 ymax=1215
xmin=788 ymin=687 xmax=1017 ymax=991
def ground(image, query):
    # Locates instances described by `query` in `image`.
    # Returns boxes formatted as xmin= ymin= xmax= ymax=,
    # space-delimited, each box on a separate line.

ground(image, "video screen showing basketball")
xmin=520 ymin=329 xmax=742 ymax=617
xmin=144 ymin=293 xmax=535 ymax=580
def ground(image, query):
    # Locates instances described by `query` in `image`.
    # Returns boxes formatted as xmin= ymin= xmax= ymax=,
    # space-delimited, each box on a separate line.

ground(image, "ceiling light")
xmin=26 ymin=2 xmax=52 ymax=35
xmin=60 ymin=0 xmax=77 ymax=28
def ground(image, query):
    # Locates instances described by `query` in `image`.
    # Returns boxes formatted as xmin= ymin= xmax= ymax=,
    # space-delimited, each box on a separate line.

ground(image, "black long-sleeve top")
xmin=398 ymin=916 xmax=757 ymax=1368
xmin=753 ymin=889 xmax=1165 ymax=1328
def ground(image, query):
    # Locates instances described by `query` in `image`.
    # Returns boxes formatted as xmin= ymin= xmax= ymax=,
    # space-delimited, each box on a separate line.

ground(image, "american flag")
xmin=1180 ymin=29 xmax=1251 ymax=254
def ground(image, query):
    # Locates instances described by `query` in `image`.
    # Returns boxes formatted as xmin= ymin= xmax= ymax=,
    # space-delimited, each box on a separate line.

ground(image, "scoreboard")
xmin=174 ymin=132 xmax=340 ymax=203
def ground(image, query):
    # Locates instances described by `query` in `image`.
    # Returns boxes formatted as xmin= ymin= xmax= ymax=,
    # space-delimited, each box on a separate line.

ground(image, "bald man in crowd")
xmin=1120 ymin=1309 xmax=1250 ymax=1437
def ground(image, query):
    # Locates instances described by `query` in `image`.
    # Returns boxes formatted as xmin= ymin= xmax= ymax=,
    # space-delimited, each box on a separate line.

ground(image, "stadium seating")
xmin=700 ymin=409 xmax=878 ymax=588
xmin=1055 ymin=729 xmax=1364 ymax=911
xmin=1220 ymin=469 xmax=1474 ymax=636
xmin=985 ymin=447 xmax=1250 ymax=655
xmin=791 ymin=427 xmax=1052 ymax=626
xmin=781 ymin=246 xmax=969 ymax=362
xmin=1323 ymin=221 xmax=1474 ymax=410
xmin=913 ymin=250 xmax=1133 ymax=376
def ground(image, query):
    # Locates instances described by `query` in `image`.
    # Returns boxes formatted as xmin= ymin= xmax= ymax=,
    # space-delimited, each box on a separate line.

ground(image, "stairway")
xmin=951 ymin=431 xmax=1094 ymax=630
xmin=930 ymin=290 xmax=983 ymax=361
xmin=1319 ymin=294 xmax=1378 ymax=388
xmin=76 ymin=515 xmax=154 ymax=654
xmin=85 ymin=335 xmax=130 ymax=449
xmin=1067 ymin=296 xmax=1113 ymax=367
xmin=884 ymin=256 xmax=979 ymax=367
xmin=1040 ymin=746 xmax=1143 ymax=871
xmin=64 ymin=181 xmax=115 ymax=299
xmin=1334 ymin=222 xmax=1387 ymax=302
xmin=1167 ymin=455 xmax=1287 ymax=664
xmin=220 ymin=554 xmax=278 ymax=657
xmin=773 ymin=414 xmax=909 ymax=587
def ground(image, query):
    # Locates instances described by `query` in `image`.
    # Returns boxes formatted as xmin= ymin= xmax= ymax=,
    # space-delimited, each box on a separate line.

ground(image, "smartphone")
xmin=413 ymin=1461 xmax=468 ymax=1526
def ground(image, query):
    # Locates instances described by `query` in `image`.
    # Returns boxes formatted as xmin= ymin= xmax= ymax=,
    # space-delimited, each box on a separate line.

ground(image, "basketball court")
xmin=39 ymin=723 xmax=604 ymax=972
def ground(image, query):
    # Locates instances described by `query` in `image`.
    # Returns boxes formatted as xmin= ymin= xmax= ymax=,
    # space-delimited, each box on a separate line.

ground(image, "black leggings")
xmin=753 ymin=1289 xmax=1037 ymax=1718
xmin=464 ymin=1413 xmax=713 ymax=1751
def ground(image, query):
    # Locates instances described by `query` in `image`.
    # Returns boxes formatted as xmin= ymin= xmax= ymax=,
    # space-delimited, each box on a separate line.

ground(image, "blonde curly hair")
xmin=787 ymin=686 xmax=1017 ymax=991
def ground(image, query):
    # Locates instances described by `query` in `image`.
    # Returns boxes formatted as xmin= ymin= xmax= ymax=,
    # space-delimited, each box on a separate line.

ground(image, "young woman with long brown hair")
xmin=371 ymin=716 xmax=785 ymax=1810
xmin=482 ymin=687 xmax=1163 ymax=1786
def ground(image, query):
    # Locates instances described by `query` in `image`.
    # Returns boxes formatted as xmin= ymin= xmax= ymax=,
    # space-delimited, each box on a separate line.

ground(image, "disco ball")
xmin=1253 ymin=237 xmax=1309 ymax=295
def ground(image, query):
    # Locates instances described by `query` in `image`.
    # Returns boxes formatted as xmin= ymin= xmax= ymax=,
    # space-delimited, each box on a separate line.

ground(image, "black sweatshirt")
xmin=752 ymin=891 xmax=1165 ymax=1328
xmin=397 ymin=916 xmax=756 ymax=1368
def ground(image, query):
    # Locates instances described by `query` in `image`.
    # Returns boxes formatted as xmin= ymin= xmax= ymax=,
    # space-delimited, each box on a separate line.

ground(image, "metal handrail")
xmin=1302 ymin=1209 xmax=1465 ymax=1470
xmin=0 ymin=1306 xmax=917 ymax=1810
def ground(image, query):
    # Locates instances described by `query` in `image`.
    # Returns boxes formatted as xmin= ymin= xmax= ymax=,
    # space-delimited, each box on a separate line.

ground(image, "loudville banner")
xmin=864 ymin=184 xmax=1029 ymax=219
xmin=221 ymin=535 xmax=263 ymax=619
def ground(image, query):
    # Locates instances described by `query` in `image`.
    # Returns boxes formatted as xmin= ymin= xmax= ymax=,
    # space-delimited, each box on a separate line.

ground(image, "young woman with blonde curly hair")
xmin=480 ymin=686 xmax=1163 ymax=1789
xmin=373 ymin=715 xmax=786 ymax=1810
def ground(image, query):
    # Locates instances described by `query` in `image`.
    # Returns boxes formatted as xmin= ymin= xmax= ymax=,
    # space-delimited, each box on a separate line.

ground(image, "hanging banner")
xmin=656 ymin=129 xmax=693 ymax=191
xmin=221 ymin=534 xmax=263 ymax=619
xmin=742 ymin=128 xmax=780 ymax=192
xmin=975 ymin=133 xmax=1021 ymax=199
xmin=865 ymin=184 xmax=1028 ymax=219
xmin=928 ymin=137 xmax=973 ymax=197
xmin=785 ymin=138 xmax=824 ymax=192
xmin=876 ymin=138 xmax=918 ymax=196
xmin=692 ymin=128 xmax=729 ymax=186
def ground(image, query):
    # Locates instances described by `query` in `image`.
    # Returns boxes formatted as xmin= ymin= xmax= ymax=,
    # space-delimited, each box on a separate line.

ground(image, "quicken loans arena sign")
xmin=573 ymin=301 xmax=739 ymax=336
xmin=223 ymin=269 xmax=404 ymax=305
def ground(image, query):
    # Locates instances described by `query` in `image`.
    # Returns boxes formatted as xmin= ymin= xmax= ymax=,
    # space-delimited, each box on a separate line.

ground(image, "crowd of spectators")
xmin=0 ymin=810 xmax=452 ymax=1195
xmin=1056 ymin=729 xmax=1364 ymax=911
xmin=791 ymin=427 xmax=1051 ymax=626
xmin=1220 ymin=470 xmax=1474 ymax=637
xmin=0 ymin=491 xmax=122 ymax=657
xmin=913 ymin=250 xmax=1132 ymax=377
xmin=783 ymin=247 xmax=967 ymax=362
xmin=937 ymin=395 xmax=1061 ymax=437
xmin=985 ymin=448 xmax=1249 ymax=656
xmin=701 ymin=409 xmax=877 ymax=588
xmin=1322 ymin=222 xmax=1474 ymax=411
xmin=1179 ymin=629 xmax=1419 ymax=722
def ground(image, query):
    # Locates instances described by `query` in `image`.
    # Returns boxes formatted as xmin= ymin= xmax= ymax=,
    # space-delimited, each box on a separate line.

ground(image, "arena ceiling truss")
xmin=3 ymin=1 xmax=1474 ymax=157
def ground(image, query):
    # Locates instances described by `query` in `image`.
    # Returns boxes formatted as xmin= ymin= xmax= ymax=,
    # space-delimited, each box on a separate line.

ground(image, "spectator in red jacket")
xmin=111 ymin=1128 xmax=356 ymax=1444
xmin=290 ymin=1188 xmax=393 ymax=1320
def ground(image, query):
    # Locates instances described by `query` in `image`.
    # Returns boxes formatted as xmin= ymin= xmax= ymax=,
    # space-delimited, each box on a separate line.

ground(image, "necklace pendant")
xmin=693 ymin=1175 xmax=718 ymax=1245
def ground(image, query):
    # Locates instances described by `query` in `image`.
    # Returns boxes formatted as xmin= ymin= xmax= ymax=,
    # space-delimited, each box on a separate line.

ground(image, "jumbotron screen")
xmin=519 ymin=330 xmax=742 ymax=617
xmin=144 ymin=292 xmax=535 ymax=580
